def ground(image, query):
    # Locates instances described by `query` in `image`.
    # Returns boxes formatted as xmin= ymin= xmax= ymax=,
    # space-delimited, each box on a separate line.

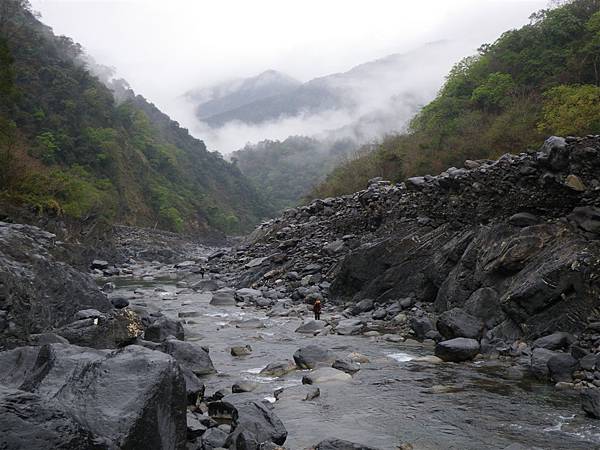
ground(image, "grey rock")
xmin=547 ymin=353 xmax=578 ymax=382
xmin=0 ymin=344 xmax=186 ymax=449
xmin=163 ymin=339 xmax=216 ymax=376
xmin=145 ymin=316 xmax=185 ymax=342
xmin=532 ymin=332 xmax=575 ymax=351
xmin=294 ymin=345 xmax=337 ymax=369
xmin=435 ymin=338 xmax=480 ymax=362
xmin=302 ymin=367 xmax=352 ymax=384
xmin=314 ymin=438 xmax=381 ymax=449
xmin=437 ymin=308 xmax=484 ymax=339
xmin=582 ymin=388 xmax=600 ymax=419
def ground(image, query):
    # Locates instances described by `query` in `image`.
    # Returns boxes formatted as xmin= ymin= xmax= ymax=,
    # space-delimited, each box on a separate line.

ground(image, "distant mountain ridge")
xmin=186 ymin=41 xmax=467 ymax=130
xmin=186 ymin=70 xmax=301 ymax=124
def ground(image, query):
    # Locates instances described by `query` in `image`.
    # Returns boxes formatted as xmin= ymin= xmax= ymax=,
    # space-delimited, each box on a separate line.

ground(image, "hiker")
xmin=313 ymin=298 xmax=322 ymax=320
xmin=199 ymin=266 xmax=206 ymax=279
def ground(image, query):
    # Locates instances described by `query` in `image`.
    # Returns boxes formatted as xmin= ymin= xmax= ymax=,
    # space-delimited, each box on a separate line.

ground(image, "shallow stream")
xmin=113 ymin=277 xmax=600 ymax=450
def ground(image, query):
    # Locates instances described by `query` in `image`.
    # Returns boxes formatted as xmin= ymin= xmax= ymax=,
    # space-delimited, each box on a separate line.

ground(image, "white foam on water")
xmin=387 ymin=352 xmax=415 ymax=362
xmin=246 ymin=367 xmax=265 ymax=374
xmin=264 ymin=396 xmax=276 ymax=403
xmin=204 ymin=312 xmax=230 ymax=318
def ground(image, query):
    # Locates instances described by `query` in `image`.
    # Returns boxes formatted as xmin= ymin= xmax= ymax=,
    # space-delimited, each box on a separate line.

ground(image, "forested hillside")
xmin=311 ymin=0 xmax=600 ymax=198
xmin=231 ymin=136 xmax=357 ymax=212
xmin=0 ymin=1 xmax=272 ymax=234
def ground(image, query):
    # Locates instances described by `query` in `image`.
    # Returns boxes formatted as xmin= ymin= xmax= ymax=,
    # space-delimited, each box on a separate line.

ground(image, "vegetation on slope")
xmin=231 ymin=136 xmax=357 ymax=212
xmin=311 ymin=0 xmax=600 ymax=198
xmin=0 ymin=1 xmax=272 ymax=233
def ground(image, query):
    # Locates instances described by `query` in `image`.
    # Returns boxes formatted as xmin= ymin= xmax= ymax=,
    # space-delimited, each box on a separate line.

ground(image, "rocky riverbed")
xmin=3 ymin=135 xmax=600 ymax=449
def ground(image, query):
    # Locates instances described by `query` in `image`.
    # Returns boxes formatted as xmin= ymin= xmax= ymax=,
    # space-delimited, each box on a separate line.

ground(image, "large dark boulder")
xmin=0 ymin=343 xmax=187 ymax=449
xmin=293 ymin=345 xmax=336 ymax=369
xmin=162 ymin=339 xmax=216 ymax=376
xmin=0 ymin=222 xmax=111 ymax=349
xmin=54 ymin=309 xmax=143 ymax=349
xmin=0 ymin=387 xmax=102 ymax=449
xmin=436 ymin=308 xmax=483 ymax=340
xmin=145 ymin=316 xmax=185 ymax=342
xmin=547 ymin=353 xmax=578 ymax=382
xmin=209 ymin=394 xmax=287 ymax=447
xmin=410 ymin=316 xmax=434 ymax=340
xmin=435 ymin=338 xmax=480 ymax=362
xmin=532 ymin=332 xmax=575 ymax=351
xmin=582 ymin=388 xmax=600 ymax=419
xmin=530 ymin=348 xmax=558 ymax=380
xmin=463 ymin=287 xmax=504 ymax=329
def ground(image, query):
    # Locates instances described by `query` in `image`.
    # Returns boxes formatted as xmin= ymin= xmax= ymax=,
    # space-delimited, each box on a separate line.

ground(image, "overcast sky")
xmin=30 ymin=0 xmax=549 ymax=150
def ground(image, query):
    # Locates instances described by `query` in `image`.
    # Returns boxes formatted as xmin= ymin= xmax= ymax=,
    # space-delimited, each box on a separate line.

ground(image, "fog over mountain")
xmin=184 ymin=41 xmax=476 ymax=152
xmin=31 ymin=0 xmax=547 ymax=153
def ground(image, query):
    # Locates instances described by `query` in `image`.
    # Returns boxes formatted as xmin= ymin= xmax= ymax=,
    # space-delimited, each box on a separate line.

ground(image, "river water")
xmin=113 ymin=277 xmax=600 ymax=450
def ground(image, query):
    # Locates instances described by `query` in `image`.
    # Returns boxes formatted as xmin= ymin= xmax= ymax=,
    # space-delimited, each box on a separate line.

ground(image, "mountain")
xmin=311 ymin=0 xmax=600 ymax=198
xmin=186 ymin=41 xmax=469 ymax=132
xmin=0 ymin=1 xmax=273 ymax=234
xmin=185 ymin=70 xmax=301 ymax=124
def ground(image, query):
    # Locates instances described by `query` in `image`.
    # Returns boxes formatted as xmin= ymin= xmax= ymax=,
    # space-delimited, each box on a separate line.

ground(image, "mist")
xmin=31 ymin=0 xmax=549 ymax=154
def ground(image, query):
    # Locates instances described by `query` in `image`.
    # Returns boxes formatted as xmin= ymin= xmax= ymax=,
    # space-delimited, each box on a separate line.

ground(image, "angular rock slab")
xmin=0 ymin=344 xmax=187 ymax=449
xmin=209 ymin=394 xmax=287 ymax=446
xmin=293 ymin=345 xmax=337 ymax=369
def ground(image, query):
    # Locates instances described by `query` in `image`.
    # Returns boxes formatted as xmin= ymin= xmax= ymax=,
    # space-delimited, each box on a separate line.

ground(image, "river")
xmin=111 ymin=273 xmax=600 ymax=450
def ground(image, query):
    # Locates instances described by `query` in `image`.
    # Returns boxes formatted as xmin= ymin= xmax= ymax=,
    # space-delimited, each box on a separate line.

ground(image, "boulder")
xmin=55 ymin=309 xmax=143 ymax=349
xmin=0 ymin=223 xmax=111 ymax=349
xmin=435 ymin=338 xmax=480 ymax=362
xmin=302 ymin=367 xmax=352 ymax=384
xmin=349 ymin=298 xmax=374 ymax=315
xmin=236 ymin=288 xmax=263 ymax=302
xmin=163 ymin=339 xmax=216 ymax=376
xmin=410 ymin=316 xmax=434 ymax=340
xmin=0 ymin=344 xmax=186 ymax=449
xmin=234 ymin=318 xmax=265 ymax=329
xmin=530 ymin=348 xmax=558 ymax=380
xmin=463 ymin=288 xmax=504 ymax=329
xmin=436 ymin=308 xmax=484 ymax=339
xmin=186 ymin=411 xmax=207 ymax=439
xmin=508 ymin=213 xmax=540 ymax=227
xmin=232 ymin=381 xmax=258 ymax=393
xmin=110 ymin=296 xmax=130 ymax=309
xmin=569 ymin=206 xmax=600 ymax=234
xmin=210 ymin=289 xmax=236 ymax=306
xmin=200 ymin=426 xmax=229 ymax=449
xmin=260 ymin=360 xmax=296 ymax=377
xmin=90 ymin=259 xmax=110 ymax=270
xmin=274 ymin=385 xmax=320 ymax=402
xmin=332 ymin=358 xmax=360 ymax=374
xmin=314 ymin=438 xmax=381 ymax=449
xmin=532 ymin=331 xmax=575 ymax=351
xmin=547 ymin=353 xmax=578 ymax=382
xmin=372 ymin=308 xmax=387 ymax=320
xmin=209 ymin=394 xmax=287 ymax=446
xmin=145 ymin=316 xmax=185 ymax=342
xmin=582 ymin=388 xmax=600 ymax=419
xmin=294 ymin=345 xmax=337 ymax=369
xmin=335 ymin=318 xmax=364 ymax=336
xmin=295 ymin=320 xmax=327 ymax=334
xmin=231 ymin=345 xmax=253 ymax=356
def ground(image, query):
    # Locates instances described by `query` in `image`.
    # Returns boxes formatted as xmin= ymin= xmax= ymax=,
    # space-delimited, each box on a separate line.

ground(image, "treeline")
xmin=311 ymin=0 xmax=600 ymax=198
xmin=0 ymin=0 xmax=272 ymax=233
